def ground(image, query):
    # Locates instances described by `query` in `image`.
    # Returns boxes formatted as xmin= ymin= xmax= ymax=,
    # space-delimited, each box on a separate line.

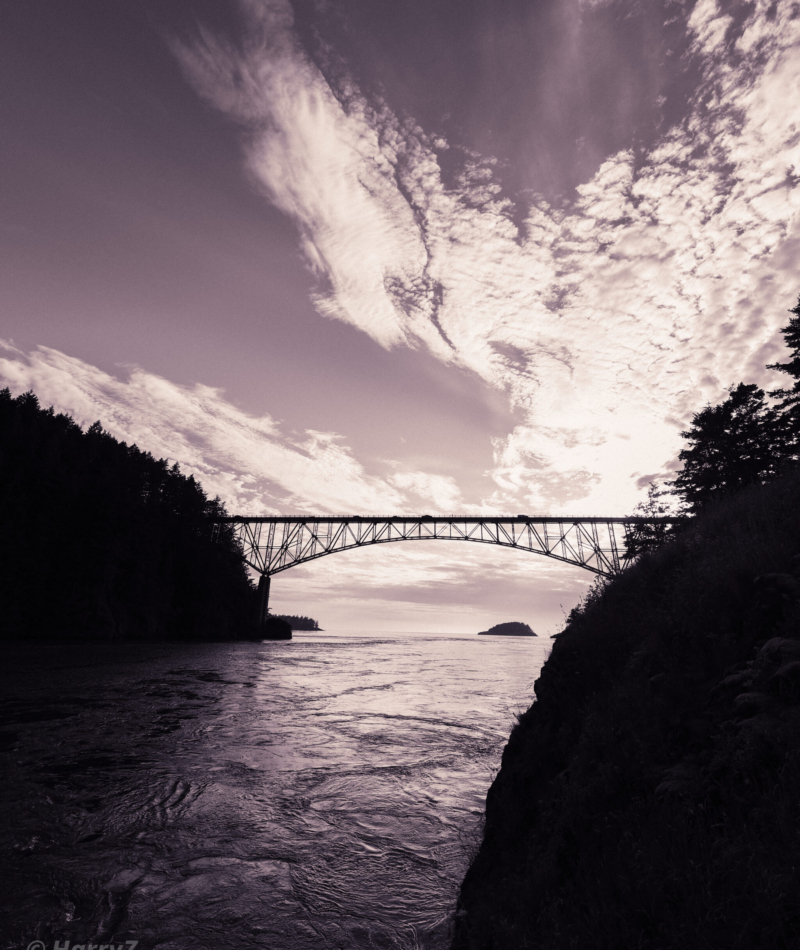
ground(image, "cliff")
xmin=453 ymin=469 xmax=800 ymax=949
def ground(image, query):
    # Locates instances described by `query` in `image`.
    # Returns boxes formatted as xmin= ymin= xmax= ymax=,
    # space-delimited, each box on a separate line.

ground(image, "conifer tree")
xmin=628 ymin=294 xmax=800 ymax=543
xmin=668 ymin=382 xmax=783 ymax=513
xmin=624 ymin=482 xmax=681 ymax=558
xmin=0 ymin=389 xmax=256 ymax=640
xmin=767 ymin=295 xmax=800 ymax=456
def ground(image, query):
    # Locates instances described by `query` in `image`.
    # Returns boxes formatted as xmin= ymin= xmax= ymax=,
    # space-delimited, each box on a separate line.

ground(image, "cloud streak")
xmin=174 ymin=0 xmax=800 ymax=513
xmin=172 ymin=0 xmax=454 ymax=357
xmin=0 ymin=340 xmax=411 ymax=514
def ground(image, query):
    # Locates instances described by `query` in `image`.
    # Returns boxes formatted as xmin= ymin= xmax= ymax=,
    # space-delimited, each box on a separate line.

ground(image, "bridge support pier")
xmin=257 ymin=574 xmax=271 ymax=627
xmin=255 ymin=573 xmax=291 ymax=640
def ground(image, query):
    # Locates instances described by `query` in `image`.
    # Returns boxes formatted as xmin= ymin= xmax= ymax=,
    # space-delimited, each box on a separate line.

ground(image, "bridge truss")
xmin=215 ymin=515 xmax=682 ymax=579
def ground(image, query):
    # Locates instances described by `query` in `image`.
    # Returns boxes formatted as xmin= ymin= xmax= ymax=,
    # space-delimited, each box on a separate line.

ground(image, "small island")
xmin=478 ymin=621 xmax=537 ymax=637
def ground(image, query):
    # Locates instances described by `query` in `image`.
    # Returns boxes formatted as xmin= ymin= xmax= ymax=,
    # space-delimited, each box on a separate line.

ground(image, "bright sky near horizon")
xmin=2 ymin=0 xmax=799 ymax=633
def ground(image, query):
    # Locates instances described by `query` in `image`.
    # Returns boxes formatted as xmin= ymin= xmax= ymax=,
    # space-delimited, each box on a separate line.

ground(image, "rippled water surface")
xmin=1 ymin=633 xmax=550 ymax=949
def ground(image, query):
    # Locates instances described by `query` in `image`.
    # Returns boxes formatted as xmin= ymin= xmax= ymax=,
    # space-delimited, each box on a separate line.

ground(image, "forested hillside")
xmin=0 ymin=389 xmax=256 ymax=640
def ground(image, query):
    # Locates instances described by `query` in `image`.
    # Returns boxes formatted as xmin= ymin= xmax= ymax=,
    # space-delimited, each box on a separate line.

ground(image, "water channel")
xmin=1 ymin=632 xmax=551 ymax=949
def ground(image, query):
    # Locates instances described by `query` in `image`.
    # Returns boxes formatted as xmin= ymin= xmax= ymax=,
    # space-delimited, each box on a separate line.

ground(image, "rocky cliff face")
xmin=453 ymin=472 xmax=800 ymax=950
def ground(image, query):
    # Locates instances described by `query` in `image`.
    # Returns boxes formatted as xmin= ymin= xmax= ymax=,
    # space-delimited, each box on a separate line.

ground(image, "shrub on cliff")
xmin=0 ymin=389 xmax=255 ymax=640
xmin=454 ymin=469 xmax=800 ymax=949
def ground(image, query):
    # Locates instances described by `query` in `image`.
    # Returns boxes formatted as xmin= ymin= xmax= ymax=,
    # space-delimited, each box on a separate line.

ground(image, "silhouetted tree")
xmin=275 ymin=614 xmax=321 ymax=630
xmin=626 ymin=295 xmax=800 ymax=548
xmin=767 ymin=294 xmax=800 ymax=456
xmin=624 ymin=482 xmax=682 ymax=558
xmin=668 ymin=383 xmax=783 ymax=514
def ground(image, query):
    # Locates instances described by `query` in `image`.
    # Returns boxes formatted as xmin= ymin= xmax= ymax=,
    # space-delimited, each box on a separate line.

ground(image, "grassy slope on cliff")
xmin=454 ymin=471 xmax=800 ymax=949
xmin=0 ymin=389 xmax=256 ymax=640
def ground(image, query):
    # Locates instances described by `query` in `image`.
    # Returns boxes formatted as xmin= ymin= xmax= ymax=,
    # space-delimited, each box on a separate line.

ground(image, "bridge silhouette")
xmin=214 ymin=515 xmax=683 ymax=629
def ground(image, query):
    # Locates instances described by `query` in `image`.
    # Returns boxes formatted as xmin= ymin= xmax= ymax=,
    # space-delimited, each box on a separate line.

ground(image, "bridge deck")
xmin=214 ymin=515 xmax=685 ymax=581
xmin=216 ymin=516 xmax=683 ymax=524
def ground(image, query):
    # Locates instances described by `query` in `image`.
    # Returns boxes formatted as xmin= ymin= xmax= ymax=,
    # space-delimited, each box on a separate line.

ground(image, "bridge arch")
xmin=214 ymin=515 xmax=682 ymax=622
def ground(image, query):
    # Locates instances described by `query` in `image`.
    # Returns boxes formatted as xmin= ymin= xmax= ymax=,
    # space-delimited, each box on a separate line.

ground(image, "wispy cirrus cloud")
xmin=172 ymin=0 xmax=454 ymax=357
xmin=174 ymin=0 xmax=800 ymax=513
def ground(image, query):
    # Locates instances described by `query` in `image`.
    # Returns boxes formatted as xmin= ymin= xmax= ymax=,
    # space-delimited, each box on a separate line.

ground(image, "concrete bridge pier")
xmin=255 ymin=574 xmax=291 ymax=640
xmin=257 ymin=574 xmax=271 ymax=628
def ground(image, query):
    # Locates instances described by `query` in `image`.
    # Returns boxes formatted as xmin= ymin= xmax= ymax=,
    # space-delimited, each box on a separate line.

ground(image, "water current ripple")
xmin=0 ymin=632 xmax=550 ymax=949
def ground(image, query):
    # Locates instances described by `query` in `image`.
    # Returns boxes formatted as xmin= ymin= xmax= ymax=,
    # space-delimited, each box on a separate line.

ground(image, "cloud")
xmin=0 ymin=340 xmax=412 ymax=514
xmin=172 ymin=0 xmax=454 ymax=358
xmin=388 ymin=470 xmax=463 ymax=511
xmin=174 ymin=0 xmax=800 ymax=513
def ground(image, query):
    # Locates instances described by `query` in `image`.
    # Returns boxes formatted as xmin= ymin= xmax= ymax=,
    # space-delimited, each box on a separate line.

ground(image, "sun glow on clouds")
xmin=0 ymin=339 xmax=584 ymax=630
xmin=173 ymin=0 xmax=800 ymax=513
xmin=2 ymin=0 xmax=795 ymax=632
xmin=2 ymin=0 xmax=799 ymax=524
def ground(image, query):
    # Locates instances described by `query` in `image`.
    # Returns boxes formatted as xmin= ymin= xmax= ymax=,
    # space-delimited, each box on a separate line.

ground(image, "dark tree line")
xmin=0 ymin=389 xmax=257 ymax=640
xmin=274 ymin=614 xmax=321 ymax=631
xmin=628 ymin=296 xmax=800 ymax=555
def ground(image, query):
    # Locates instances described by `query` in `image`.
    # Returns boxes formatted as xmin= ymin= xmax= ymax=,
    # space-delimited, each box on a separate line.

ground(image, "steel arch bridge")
xmin=213 ymin=515 xmax=683 ymax=622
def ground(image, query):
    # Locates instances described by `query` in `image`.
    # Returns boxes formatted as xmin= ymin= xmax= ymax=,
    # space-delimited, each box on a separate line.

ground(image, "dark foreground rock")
xmin=478 ymin=621 xmax=536 ymax=636
xmin=260 ymin=616 xmax=292 ymax=640
xmin=454 ymin=472 xmax=800 ymax=950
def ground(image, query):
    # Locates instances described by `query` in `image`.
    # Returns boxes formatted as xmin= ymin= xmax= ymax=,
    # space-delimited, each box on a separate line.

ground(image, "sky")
xmin=2 ymin=0 xmax=799 ymax=633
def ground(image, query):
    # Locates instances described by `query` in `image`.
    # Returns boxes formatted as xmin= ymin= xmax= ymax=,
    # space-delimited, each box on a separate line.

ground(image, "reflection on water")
xmin=0 ymin=633 xmax=550 ymax=949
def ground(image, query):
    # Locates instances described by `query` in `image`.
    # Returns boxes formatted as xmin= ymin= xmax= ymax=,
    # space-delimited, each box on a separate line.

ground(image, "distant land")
xmin=274 ymin=614 xmax=321 ymax=631
xmin=478 ymin=622 xmax=537 ymax=637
